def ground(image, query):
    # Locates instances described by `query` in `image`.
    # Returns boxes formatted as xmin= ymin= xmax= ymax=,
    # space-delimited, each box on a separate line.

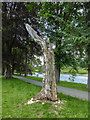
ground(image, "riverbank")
xmin=34 ymin=72 xmax=88 ymax=77
xmin=62 ymin=73 xmax=88 ymax=77
xmin=76 ymin=74 xmax=88 ymax=77
xmin=35 ymin=67 xmax=88 ymax=75
xmin=61 ymin=67 xmax=88 ymax=74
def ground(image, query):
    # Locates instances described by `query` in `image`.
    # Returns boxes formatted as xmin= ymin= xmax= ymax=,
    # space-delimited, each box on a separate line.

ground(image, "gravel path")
xmin=13 ymin=76 xmax=88 ymax=101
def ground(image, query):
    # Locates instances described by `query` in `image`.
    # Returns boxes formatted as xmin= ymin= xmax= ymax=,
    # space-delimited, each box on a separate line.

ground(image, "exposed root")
xmin=25 ymin=98 xmax=40 ymax=105
xmin=25 ymin=89 xmax=63 ymax=105
xmin=32 ymin=89 xmax=59 ymax=102
xmin=25 ymin=97 xmax=64 ymax=105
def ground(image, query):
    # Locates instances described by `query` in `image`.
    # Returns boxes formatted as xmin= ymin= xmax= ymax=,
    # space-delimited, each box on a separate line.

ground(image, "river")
xmin=28 ymin=73 xmax=88 ymax=84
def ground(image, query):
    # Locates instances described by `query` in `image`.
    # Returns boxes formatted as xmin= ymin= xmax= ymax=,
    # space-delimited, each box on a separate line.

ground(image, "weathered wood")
xmin=25 ymin=24 xmax=58 ymax=101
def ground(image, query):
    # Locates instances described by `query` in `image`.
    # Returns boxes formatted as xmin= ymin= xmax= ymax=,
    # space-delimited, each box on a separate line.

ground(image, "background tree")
xmin=37 ymin=2 xmax=86 ymax=82
xmin=85 ymin=2 xmax=90 ymax=89
xmin=2 ymin=2 xmax=42 ymax=78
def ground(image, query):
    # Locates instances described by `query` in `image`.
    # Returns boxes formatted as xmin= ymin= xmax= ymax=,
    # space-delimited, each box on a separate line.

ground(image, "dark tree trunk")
xmin=25 ymin=24 xmax=59 ymax=101
xmin=87 ymin=44 xmax=90 ymax=90
xmin=2 ymin=66 xmax=5 ymax=75
xmin=54 ymin=7 xmax=62 ymax=83
xmin=55 ymin=39 xmax=61 ymax=83
xmin=85 ymin=2 xmax=90 ymax=90
xmin=19 ymin=72 xmax=21 ymax=76
xmin=25 ymin=64 xmax=28 ymax=77
xmin=24 ymin=63 xmax=27 ymax=77
xmin=4 ymin=64 xmax=12 ymax=79
xmin=12 ymin=64 xmax=15 ymax=75
xmin=25 ymin=49 xmax=28 ymax=77
xmin=55 ymin=65 xmax=60 ymax=83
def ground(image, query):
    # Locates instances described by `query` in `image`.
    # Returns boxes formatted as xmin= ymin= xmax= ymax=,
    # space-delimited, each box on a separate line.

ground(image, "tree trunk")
xmin=4 ymin=64 xmax=12 ymax=79
xmin=25 ymin=49 xmax=28 ymax=77
xmin=87 ymin=44 xmax=90 ymax=90
xmin=85 ymin=2 xmax=90 ymax=90
xmin=34 ymin=48 xmax=58 ymax=101
xmin=12 ymin=64 xmax=15 ymax=75
xmin=55 ymin=39 xmax=61 ymax=83
xmin=19 ymin=72 xmax=21 ymax=76
xmin=55 ymin=65 xmax=60 ymax=83
xmin=24 ymin=62 xmax=28 ymax=77
xmin=25 ymin=64 xmax=28 ymax=77
xmin=2 ymin=66 xmax=5 ymax=75
xmin=25 ymin=24 xmax=59 ymax=101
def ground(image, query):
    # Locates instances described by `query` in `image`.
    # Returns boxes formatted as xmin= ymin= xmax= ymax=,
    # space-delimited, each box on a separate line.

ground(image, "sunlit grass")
xmin=2 ymin=77 xmax=88 ymax=118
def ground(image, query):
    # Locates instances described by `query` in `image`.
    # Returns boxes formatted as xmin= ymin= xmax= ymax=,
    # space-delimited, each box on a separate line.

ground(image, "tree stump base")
xmin=26 ymin=97 xmax=63 ymax=105
xmin=33 ymin=89 xmax=59 ymax=101
xmin=25 ymin=24 xmax=59 ymax=102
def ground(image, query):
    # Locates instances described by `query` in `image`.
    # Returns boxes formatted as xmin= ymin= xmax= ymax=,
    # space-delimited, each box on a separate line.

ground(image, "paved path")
xmin=13 ymin=76 xmax=89 ymax=101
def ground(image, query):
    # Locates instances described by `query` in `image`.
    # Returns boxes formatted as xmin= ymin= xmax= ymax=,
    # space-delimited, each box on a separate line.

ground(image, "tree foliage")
xmin=2 ymin=2 xmax=42 ymax=77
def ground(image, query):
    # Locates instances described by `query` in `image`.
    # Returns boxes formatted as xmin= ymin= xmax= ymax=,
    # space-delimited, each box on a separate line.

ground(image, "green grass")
xmin=61 ymin=67 xmax=88 ymax=74
xmin=2 ymin=77 xmax=88 ymax=118
xmin=57 ymin=81 xmax=88 ymax=91
xmin=77 ymin=68 xmax=88 ymax=74
xmin=14 ymin=74 xmax=88 ymax=91
xmin=0 ymin=75 xmax=3 ymax=78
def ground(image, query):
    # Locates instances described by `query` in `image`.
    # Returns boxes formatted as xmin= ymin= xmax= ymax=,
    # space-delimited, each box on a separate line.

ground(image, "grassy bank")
xmin=2 ymin=77 xmax=88 ymax=118
xmin=34 ymin=67 xmax=88 ymax=74
xmin=14 ymin=74 xmax=88 ymax=91
xmin=61 ymin=67 xmax=88 ymax=74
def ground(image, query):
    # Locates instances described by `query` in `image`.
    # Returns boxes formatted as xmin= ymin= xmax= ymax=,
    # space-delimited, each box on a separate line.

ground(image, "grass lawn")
xmin=14 ymin=74 xmax=88 ymax=91
xmin=61 ymin=67 xmax=88 ymax=74
xmin=2 ymin=77 xmax=88 ymax=118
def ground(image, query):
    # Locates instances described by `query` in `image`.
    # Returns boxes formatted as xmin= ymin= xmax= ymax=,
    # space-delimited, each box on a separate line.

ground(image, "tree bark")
xmin=2 ymin=66 xmax=5 ymax=75
xmin=4 ymin=64 xmax=12 ymax=79
xmin=19 ymin=72 xmax=21 ymax=76
xmin=55 ymin=65 xmax=60 ymax=83
xmin=87 ymin=44 xmax=90 ymax=90
xmin=25 ymin=24 xmax=58 ymax=101
xmin=24 ymin=49 xmax=28 ymax=77
xmin=55 ymin=39 xmax=61 ymax=83
xmin=34 ymin=47 xmax=58 ymax=101
xmin=12 ymin=64 xmax=15 ymax=75
xmin=85 ymin=2 xmax=90 ymax=90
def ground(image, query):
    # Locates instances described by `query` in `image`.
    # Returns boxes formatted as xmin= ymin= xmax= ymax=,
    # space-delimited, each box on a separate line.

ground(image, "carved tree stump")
xmin=25 ymin=24 xmax=58 ymax=101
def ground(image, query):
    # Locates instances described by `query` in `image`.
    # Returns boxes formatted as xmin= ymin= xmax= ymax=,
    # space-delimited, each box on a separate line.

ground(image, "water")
xmin=60 ymin=74 xmax=87 ymax=84
xmin=28 ymin=73 xmax=88 ymax=84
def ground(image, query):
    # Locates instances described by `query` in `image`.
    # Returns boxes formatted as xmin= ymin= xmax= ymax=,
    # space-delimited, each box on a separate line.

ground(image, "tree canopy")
xmin=2 ymin=2 xmax=89 ymax=86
